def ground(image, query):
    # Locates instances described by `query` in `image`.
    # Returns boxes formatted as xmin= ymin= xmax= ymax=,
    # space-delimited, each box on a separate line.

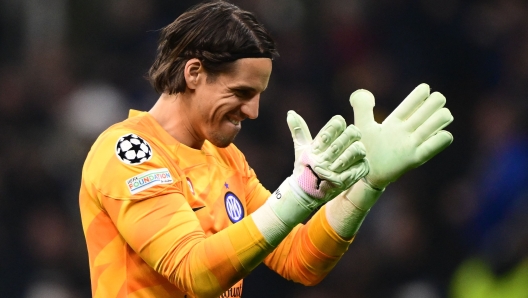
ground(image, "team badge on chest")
xmin=224 ymin=192 xmax=244 ymax=223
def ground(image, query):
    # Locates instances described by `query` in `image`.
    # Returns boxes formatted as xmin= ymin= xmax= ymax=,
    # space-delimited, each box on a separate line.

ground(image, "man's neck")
xmin=149 ymin=93 xmax=204 ymax=149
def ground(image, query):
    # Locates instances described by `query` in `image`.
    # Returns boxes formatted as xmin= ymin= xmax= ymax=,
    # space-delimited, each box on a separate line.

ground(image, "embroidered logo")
xmin=224 ymin=192 xmax=244 ymax=223
xmin=116 ymin=133 xmax=152 ymax=165
xmin=126 ymin=168 xmax=173 ymax=194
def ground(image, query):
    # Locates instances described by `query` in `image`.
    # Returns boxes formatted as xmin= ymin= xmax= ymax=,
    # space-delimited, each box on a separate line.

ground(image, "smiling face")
xmin=183 ymin=58 xmax=272 ymax=148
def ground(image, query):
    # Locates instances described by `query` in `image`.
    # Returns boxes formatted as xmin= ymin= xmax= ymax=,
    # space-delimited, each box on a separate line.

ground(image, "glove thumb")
xmin=349 ymin=89 xmax=376 ymax=128
xmin=287 ymin=110 xmax=312 ymax=149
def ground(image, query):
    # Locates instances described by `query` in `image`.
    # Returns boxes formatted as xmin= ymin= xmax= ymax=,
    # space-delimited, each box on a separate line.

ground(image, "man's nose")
xmin=241 ymin=95 xmax=260 ymax=119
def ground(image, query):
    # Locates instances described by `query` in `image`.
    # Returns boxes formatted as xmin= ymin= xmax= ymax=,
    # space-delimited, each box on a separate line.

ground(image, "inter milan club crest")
xmin=224 ymin=192 xmax=244 ymax=223
xmin=115 ymin=133 xmax=153 ymax=165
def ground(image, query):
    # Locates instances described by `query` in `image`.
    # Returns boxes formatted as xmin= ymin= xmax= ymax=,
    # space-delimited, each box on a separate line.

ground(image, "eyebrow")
xmin=230 ymin=86 xmax=257 ymax=92
xmin=228 ymin=85 xmax=266 ymax=93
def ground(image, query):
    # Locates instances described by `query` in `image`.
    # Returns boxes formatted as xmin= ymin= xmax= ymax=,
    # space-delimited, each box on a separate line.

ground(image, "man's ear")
xmin=184 ymin=58 xmax=204 ymax=90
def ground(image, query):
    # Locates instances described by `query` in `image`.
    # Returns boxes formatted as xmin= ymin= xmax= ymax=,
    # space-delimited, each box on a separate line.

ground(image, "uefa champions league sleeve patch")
xmin=116 ymin=133 xmax=153 ymax=165
xmin=224 ymin=192 xmax=245 ymax=223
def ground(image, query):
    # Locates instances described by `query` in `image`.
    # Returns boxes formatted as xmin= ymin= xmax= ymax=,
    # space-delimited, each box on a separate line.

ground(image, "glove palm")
xmin=349 ymin=83 xmax=454 ymax=189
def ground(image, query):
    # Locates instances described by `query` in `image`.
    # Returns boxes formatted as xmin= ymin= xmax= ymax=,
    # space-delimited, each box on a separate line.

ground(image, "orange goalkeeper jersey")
xmin=79 ymin=110 xmax=353 ymax=297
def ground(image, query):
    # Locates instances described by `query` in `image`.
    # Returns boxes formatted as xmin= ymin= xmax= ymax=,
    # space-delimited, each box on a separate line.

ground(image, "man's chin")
xmin=209 ymin=131 xmax=238 ymax=148
xmin=213 ymin=140 xmax=233 ymax=148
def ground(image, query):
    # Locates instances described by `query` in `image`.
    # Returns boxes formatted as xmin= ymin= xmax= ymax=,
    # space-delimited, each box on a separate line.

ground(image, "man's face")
xmin=189 ymin=58 xmax=272 ymax=148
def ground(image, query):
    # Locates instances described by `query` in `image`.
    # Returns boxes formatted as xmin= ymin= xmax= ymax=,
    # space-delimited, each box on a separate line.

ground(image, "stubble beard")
xmin=209 ymin=129 xmax=239 ymax=148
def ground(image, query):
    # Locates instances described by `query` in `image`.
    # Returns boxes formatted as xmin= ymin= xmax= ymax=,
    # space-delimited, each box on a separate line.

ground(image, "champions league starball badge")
xmin=116 ymin=133 xmax=153 ymax=165
xmin=224 ymin=192 xmax=244 ymax=223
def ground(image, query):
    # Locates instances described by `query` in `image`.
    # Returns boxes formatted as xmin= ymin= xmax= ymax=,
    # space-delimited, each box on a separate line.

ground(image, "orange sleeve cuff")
xmin=227 ymin=216 xmax=275 ymax=272
xmin=308 ymin=205 xmax=355 ymax=258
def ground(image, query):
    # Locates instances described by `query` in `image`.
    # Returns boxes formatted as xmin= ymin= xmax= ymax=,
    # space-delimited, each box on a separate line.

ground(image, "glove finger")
xmin=406 ymin=91 xmax=446 ymax=132
xmin=312 ymin=166 xmax=334 ymax=183
xmin=386 ymin=83 xmax=430 ymax=122
xmin=339 ymin=159 xmax=370 ymax=188
xmin=287 ymin=110 xmax=313 ymax=147
xmin=415 ymin=130 xmax=453 ymax=166
xmin=314 ymin=157 xmax=369 ymax=190
xmin=312 ymin=115 xmax=346 ymax=154
xmin=320 ymin=124 xmax=362 ymax=164
xmin=413 ymin=107 xmax=453 ymax=144
xmin=349 ymin=89 xmax=376 ymax=128
xmin=329 ymin=141 xmax=366 ymax=172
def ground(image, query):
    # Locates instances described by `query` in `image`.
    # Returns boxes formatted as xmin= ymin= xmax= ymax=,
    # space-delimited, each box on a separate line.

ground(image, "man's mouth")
xmin=227 ymin=115 xmax=242 ymax=125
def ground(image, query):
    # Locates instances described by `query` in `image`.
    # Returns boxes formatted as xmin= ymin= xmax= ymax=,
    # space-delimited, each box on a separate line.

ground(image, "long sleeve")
xmin=98 ymin=192 xmax=274 ymax=297
xmin=263 ymin=205 xmax=354 ymax=285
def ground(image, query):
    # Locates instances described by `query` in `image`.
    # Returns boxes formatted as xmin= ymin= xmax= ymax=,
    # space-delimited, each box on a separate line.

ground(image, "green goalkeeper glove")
xmin=325 ymin=83 xmax=453 ymax=238
xmin=286 ymin=111 xmax=369 ymax=200
xmin=252 ymin=111 xmax=369 ymax=246
xmin=350 ymin=83 xmax=453 ymax=191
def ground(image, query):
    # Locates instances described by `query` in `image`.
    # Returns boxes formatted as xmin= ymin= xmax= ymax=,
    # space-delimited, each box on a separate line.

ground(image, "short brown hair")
xmin=148 ymin=0 xmax=279 ymax=94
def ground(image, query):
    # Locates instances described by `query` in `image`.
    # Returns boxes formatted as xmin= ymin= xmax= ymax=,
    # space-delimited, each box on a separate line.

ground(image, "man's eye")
xmin=235 ymin=91 xmax=251 ymax=98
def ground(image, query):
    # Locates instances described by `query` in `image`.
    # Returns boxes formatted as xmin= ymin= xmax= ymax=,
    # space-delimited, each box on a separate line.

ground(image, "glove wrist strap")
xmin=325 ymin=180 xmax=384 ymax=238
xmin=269 ymin=178 xmax=316 ymax=227
xmin=252 ymin=178 xmax=316 ymax=246
xmin=344 ymin=178 xmax=384 ymax=211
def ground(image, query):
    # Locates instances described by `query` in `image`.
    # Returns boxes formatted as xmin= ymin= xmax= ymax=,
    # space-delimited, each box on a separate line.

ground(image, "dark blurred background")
xmin=1 ymin=0 xmax=528 ymax=297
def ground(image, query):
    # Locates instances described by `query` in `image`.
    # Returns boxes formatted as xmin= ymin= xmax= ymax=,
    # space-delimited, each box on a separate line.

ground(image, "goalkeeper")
xmin=79 ymin=1 xmax=453 ymax=297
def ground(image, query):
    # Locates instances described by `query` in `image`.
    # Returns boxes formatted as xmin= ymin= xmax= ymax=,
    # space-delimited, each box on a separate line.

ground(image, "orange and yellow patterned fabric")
xmin=79 ymin=110 xmax=353 ymax=297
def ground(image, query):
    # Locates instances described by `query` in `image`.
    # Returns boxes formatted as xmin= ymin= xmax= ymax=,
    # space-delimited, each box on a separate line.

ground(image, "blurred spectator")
xmin=22 ymin=204 xmax=88 ymax=298
xmin=443 ymin=93 xmax=528 ymax=298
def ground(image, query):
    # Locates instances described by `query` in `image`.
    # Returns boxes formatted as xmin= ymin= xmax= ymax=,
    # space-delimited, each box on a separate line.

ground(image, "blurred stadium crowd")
xmin=1 ymin=0 xmax=528 ymax=297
